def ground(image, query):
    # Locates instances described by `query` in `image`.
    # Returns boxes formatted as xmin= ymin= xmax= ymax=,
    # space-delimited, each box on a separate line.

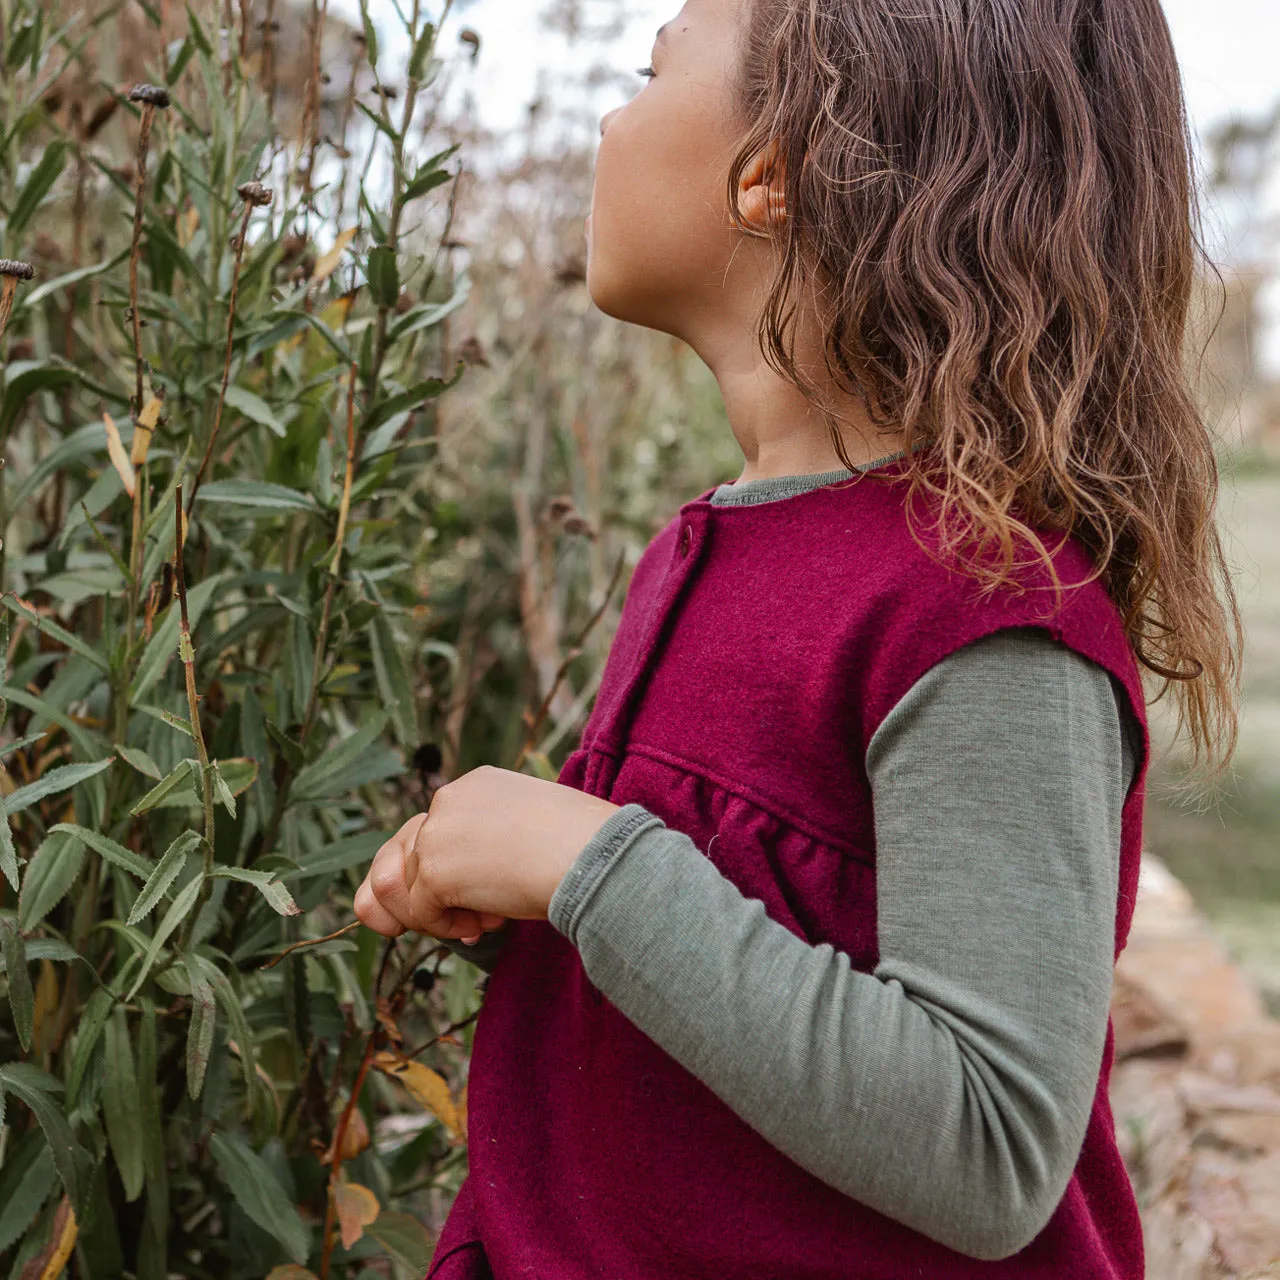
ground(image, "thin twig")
xmin=125 ymin=86 xmax=170 ymax=418
xmin=260 ymin=919 xmax=361 ymax=970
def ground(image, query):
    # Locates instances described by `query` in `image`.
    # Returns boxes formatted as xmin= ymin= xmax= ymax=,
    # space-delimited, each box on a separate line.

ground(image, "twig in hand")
xmin=126 ymin=85 xmax=171 ymax=419
xmin=187 ymin=181 xmax=274 ymax=519
xmin=0 ymin=260 xmax=34 ymax=345
xmin=260 ymin=919 xmax=361 ymax=970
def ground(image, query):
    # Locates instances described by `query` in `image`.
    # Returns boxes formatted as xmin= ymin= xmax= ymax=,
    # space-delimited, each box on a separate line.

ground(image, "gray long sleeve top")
xmin=445 ymin=454 xmax=1143 ymax=1259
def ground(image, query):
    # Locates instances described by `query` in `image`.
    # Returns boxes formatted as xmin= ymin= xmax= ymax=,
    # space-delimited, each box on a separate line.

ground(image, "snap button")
xmin=679 ymin=525 xmax=692 ymax=557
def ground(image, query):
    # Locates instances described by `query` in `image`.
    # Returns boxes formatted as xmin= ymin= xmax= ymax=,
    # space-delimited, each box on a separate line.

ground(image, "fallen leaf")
xmin=103 ymin=412 xmax=136 ymax=497
xmin=373 ymin=1052 xmax=462 ymax=1140
xmin=334 ymin=1180 xmax=380 ymax=1249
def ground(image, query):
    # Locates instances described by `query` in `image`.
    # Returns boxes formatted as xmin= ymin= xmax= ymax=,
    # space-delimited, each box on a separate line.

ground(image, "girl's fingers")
xmin=354 ymin=877 xmax=407 ymax=937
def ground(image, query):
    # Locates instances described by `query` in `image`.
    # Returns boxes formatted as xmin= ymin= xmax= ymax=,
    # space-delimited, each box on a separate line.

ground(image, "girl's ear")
xmin=737 ymin=138 xmax=787 ymax=232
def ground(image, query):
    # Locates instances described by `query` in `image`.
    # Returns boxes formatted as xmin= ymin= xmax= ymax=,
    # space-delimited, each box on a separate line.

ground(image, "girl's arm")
xmin=546 ymin=627 xmax=1137 ymax=1262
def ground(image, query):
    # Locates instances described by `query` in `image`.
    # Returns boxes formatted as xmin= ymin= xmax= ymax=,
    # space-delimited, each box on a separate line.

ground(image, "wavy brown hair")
xmin=725 ymin=0 xmax=1244 ymax=788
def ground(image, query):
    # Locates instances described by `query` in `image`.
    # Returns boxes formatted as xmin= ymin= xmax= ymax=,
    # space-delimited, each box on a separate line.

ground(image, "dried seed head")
xmin=237 ymin=181 xmax=274 ymax=207
xmin=0 ymin=260 xmax=35 ymax=280
xmin=459 ymin=28 xmax=481 ymax=60
xmin=128 ymin=83 xmax=171 ymax=109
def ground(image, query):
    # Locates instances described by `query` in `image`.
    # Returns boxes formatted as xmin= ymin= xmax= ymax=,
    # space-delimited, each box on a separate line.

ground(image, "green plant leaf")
xmin=402 ymin=165 xmax=453 ymax=203
xmin=103 ymin=1008 xmax=145 ymax=1202
xmin=2 ymin=758 xmax=113 ymax=816
xmin=125 ymin=872 xmax=203 ymax=1000
xmin=407 ymin=22 xmax=437 ymax=80
xmin=366 ymin=245 xmax=399 ymax=309
xmin=290 ymin=713 xmax=390 ymax=802
xmin=283 ymin=830 xmax=389 ymax=881
xmin=66 ymin=988 xmax=114 ymax=1108
xmin=0 ymin=919 xmax=33 ymax=1051
xmin=208 ymin=1132 xmax=310 ymax=1264
xmin=129 ymin=759 xmax=193 ymax=817
xmin=362 ymin=361 xmax=466 ymax=435
xmin=210 ymin=867 xmax=300 ymax=916
xmin=388 ymin=272 xmax=470 ymax=340
xmin=18 ymin=829 xmax=86 ymax=930
xmin=367 ymin=614 xmax=418 ymax=748
xmin=117 ymin=745 xmax=161 ymax=779
xmin=0 ymin=811 xmax=16 ymax=891
xmin=358 ymin=0 xmax=379 ymax=67
xmin=0 ymin=360 xmax=80 ymax=439
xmin=0 ymin=1141 xmax=56 ymax=1254
xmin=194 ymin=479 xmax=319 ymax=512
xmin=223 ymin=385 xmax=285 ymax=437
xmin=127 ymin=830 xmax=203 ymax=925
xmin=0 ymin=1063 xmax=89 ymax=1214
xmin=51 ymin=824 xmax=155 ymax=881
xmin=21 ymin=251 xmax=128 ymax=308
xmin=8 ymin=138 xmax=69 ymax=242
xmin=1 ymin=592 xmax=110 ymax=672
xmin=365 ymin=1210 xmax=433 ymax=1272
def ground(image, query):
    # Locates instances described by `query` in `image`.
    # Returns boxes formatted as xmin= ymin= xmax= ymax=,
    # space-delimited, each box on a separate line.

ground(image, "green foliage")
xmin=0 ymin=1 xmax=492 ymax=1274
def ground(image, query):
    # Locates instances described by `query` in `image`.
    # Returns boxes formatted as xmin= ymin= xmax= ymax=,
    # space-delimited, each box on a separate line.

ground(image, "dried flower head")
xmin=237 ymin=181 xmax=274 ymax=207
xmin=0 ymin=260 xmax=35 ymax=280
xmin=459 ymin=28 xmax=481 ymax=61
xmin=128 ymin=84 xmax=171 ymax=109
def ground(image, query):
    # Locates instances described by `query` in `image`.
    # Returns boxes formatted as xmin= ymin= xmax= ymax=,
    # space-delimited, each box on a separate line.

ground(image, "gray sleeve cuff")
xmin=547 ymin=803 xmax=667 ymax=944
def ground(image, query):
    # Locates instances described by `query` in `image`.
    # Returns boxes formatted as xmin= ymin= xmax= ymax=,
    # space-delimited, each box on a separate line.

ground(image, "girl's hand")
xmin=353 ymin=765 xmax=621 ymax=944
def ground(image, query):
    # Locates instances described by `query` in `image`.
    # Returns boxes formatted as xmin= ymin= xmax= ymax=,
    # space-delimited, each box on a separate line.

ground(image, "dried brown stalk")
xmin=186 ymin=181 xmax=274 ymax=519
xmin=126 ymin=85 xmax=170 ymax=419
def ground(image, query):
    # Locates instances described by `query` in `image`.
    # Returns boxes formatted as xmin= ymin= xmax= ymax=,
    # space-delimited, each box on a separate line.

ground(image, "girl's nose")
xmin=600 ymin=106 xmax=620 ymax=138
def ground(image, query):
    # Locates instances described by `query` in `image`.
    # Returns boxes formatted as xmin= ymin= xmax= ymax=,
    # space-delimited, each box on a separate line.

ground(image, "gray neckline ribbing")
xmin=709 ymin=447 xmax=910 ymax=507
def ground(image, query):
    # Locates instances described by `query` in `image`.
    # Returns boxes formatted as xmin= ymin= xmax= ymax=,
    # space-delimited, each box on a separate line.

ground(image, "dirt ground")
xmin=1143 ymin=453 xmax=1280 ymax=1013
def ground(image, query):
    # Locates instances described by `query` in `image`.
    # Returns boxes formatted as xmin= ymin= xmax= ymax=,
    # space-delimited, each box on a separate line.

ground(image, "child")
xmin=354 ymin=0 xmax=1243 ymax=1275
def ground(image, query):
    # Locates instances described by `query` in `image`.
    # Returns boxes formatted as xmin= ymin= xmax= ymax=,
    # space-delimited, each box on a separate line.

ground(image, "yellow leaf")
xmin=333 ymin=1181 xmax=380 ymax=1249
xmin=311 ymin=228 xmax=356 ymax=285
xmin=373 ymin=1052 xmax=462 ymax=1140
xmin=103 ymin=412 xmax=136 ymax=498
xmin=320 ymin=294 xmax=353 ymax=330
xmin=38 ymin=1197 xmax=77 ymax=1280
xmin=177 ymin=205 xmax=200 ymax=248
xmin=265 ymin=1268 xmax=320 ymax=1280
xmin=131 ymin=397 xmax=162 ymax=466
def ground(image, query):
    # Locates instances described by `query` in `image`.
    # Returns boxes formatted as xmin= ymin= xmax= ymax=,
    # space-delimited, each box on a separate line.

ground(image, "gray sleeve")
xmin=546 ymin=627 xmax=1136 ymax=1261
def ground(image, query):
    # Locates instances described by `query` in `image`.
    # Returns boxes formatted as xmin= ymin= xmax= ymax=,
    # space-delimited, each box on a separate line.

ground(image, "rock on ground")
xmin=1111 ymin=855 xmax=1280 ymax=1278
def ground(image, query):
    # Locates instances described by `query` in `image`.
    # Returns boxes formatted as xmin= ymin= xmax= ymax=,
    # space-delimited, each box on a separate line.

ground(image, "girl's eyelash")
xmin=636 ymin=65 xmax=655 ymax=79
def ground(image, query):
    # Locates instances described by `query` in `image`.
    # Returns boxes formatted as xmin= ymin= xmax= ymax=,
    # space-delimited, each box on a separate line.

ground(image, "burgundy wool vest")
xmin=427 ymin=453 xmax=1150 ymax=1280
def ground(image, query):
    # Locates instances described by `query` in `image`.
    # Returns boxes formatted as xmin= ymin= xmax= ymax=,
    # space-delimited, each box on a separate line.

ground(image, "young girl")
xmin=354 ymin=0 xmax=1243 ymax=1274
